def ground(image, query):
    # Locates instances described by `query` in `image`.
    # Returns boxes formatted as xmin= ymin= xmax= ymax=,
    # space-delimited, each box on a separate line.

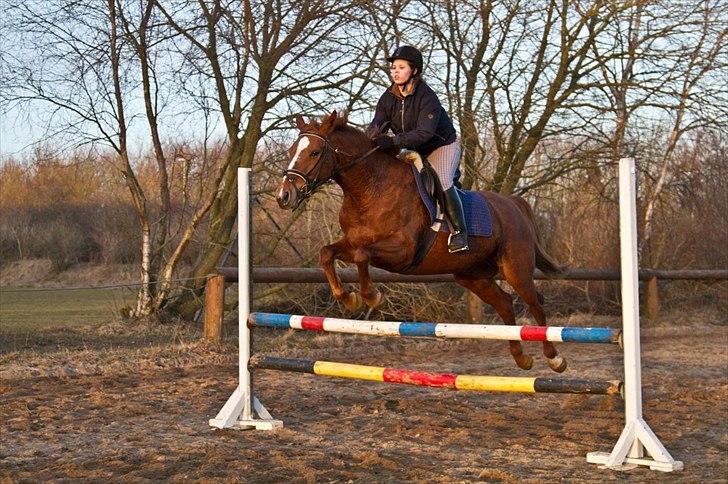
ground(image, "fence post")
xmin=645 ymin=276 xmax=659 ymax=320
xmin=204 ymin=274 xmax=225 ymax=342
xmin=465 ymin=290 xmax=483 ymax=323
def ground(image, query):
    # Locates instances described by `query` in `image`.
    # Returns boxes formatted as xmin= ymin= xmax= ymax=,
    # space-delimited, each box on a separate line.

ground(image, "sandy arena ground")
xmin=1 ymin=311 xmax=726 ymax=482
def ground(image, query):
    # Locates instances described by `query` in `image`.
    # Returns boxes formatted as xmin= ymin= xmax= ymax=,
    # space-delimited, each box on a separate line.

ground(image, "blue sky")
xmin=1 ymin=107 xmax=40 ymax=161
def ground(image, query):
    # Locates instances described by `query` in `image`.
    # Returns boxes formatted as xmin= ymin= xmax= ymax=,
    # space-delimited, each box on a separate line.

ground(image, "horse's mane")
xmin=306 ymin=111 xmax=396 ymax=164
xmin=307 ymin=111 xmax=374 ymax=152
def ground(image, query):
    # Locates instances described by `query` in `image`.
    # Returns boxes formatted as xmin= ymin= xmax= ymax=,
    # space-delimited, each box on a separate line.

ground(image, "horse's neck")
xmin=335 ymin=155 xmax=409 ymax=213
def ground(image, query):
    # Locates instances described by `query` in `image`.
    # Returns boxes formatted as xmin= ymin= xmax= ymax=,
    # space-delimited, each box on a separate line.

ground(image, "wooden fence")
xmin=203 ymin=266 xmax=727 ymax=342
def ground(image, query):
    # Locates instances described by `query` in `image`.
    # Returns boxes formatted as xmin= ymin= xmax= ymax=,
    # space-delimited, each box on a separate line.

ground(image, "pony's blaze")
xmin=277 ymin=137 xmax=311 ymax=210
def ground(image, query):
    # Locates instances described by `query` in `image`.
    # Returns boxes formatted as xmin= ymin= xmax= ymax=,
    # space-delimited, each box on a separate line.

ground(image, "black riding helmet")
xmin=387 ymin=46 xmax=423 ymax=75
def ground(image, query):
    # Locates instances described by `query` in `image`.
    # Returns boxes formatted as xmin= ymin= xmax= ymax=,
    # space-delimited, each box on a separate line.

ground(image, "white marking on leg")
xmin=548 ymin=354 xmax=564 ymax=369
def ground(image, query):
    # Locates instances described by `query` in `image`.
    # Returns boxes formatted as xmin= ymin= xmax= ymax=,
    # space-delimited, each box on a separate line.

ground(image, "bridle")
xmin=282 ymin=132 xmax=379 ymax=207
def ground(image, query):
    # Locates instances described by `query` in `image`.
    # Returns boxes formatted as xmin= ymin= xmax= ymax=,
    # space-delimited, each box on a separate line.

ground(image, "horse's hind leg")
xmin=501 ymin=265 xmax=567 ymax=373
xmin=454 ymin=275 xmax=533 ymax=370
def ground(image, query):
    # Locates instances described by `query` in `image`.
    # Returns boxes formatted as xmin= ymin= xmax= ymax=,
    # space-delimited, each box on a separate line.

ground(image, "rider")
xmin=367 ymin=45 xmax=468 ymax=253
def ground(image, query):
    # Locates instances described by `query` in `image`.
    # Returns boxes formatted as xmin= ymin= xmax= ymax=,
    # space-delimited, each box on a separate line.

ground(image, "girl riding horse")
xmin=276 ymin=110 xmax=567 ymax=374
xmin=368 ymin=46 xmax=469 ymax=253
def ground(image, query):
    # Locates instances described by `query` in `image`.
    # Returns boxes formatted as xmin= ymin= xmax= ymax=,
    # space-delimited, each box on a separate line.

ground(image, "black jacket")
xmin=368 ymin=79 xmax=457 ymax=158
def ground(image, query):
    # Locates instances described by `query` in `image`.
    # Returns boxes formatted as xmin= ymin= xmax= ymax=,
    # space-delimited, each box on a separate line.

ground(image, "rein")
xmin=282 ymin=132 xmax=379 ymax=206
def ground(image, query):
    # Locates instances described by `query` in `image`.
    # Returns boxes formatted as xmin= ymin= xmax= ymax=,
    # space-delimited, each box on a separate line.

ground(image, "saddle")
xmin=399 ymin=150 xmax=446 ymax=222
xmin=398 ymin=150 xmax=446 ymax=272
xmin=396 ymin=150 xmax=493 ymax=272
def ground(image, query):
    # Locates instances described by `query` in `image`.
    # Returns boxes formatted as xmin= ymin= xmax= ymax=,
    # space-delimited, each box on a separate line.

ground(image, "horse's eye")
xmin=311 ymin=151 xmax=321 ymax=157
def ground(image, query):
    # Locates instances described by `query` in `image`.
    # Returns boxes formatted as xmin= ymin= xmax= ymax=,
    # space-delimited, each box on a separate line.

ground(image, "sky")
xmin=1 ymin=107 xmax=42 ymax=162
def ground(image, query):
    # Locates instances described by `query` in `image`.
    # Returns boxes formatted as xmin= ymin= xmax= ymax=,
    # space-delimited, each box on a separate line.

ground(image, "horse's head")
xmin=276 ymin=110 xmax=344 ymax=210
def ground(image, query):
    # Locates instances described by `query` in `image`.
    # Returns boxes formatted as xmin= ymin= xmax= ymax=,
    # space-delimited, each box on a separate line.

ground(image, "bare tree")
xmin=638 ymin=1 xmax=727 ymax=265
xmin=155 ymin=0 xmax=380 ymax=316
xmin=4 ymin=0 xmax=725 ymax=319
xmin=3 ymin=0 xmax=378 ymax=318
xmin=385 ymin=1 xmax=625 ymax=194
xmin=405 ymin=0 xmax=511 ymax=189
xmin=589 ymin=0 xmax=727 ymax=264
xmin=6 ymin=1 xmax=156 ymax=315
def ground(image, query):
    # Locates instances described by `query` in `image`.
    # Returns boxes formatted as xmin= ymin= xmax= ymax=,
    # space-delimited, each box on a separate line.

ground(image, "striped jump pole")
xmin=249 ymin=312 xmax=621 ymax=344
xmin=250 ymin=355 xmax=622 ymax=395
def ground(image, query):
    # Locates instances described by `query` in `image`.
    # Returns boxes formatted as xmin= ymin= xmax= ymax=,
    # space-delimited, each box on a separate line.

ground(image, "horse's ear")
xmin=295 ymin=114 xmax=306 ymax=131
xmin=320 ymin=110 xmax=338 ymax=135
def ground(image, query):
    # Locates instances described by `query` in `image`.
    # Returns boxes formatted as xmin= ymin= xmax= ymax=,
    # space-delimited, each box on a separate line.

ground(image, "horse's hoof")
xmin=363 ymin=290 xmax=382 ymax=309
xmin=516 ymin=354 xmax=533 ymax=370
xmin=548 ymin=355 xmax=568 ymax=373
xmin=342 ymin=291 xmax=363 ymax=311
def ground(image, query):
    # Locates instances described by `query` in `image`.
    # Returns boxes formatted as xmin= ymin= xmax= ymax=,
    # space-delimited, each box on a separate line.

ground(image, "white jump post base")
xmin=209 ymin=393 xmax=281 ymax=430
xmin=208 ymin=167 xmax=282 ymax=431
xmin=586 ymin=158 xmax=682 ymax=472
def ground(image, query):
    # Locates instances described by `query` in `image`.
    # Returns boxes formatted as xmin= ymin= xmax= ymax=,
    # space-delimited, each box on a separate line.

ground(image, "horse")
xmin=275 ymin=110 xmax=567 ymax=373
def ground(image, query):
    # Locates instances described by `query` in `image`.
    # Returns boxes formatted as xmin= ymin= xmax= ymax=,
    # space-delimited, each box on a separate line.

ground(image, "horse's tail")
xmin=509 ymin=195 xmax=563 ymax=275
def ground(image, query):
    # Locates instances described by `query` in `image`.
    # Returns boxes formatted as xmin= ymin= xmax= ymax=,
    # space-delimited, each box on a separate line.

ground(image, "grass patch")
xmin=0 ymin=286 xmax=136 ymax=331
xmin=0 ymin=287 xmax=202 ymax=356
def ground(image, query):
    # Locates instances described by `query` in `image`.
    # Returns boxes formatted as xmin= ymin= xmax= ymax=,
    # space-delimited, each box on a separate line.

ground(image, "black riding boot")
xmin=443 ymin=187 xmax=469 ymax=253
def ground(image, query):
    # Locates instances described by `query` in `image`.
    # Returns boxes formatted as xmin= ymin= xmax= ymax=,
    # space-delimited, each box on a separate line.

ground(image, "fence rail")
xmin=217 ymin=266 xmax=728 ymax=284
xmin=202 ymin=266 xmax=726 ymax=337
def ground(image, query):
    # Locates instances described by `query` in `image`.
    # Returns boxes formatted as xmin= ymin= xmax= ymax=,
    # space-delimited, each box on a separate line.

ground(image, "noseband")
xmin=282 ymin=132 xmax=379 ymax=206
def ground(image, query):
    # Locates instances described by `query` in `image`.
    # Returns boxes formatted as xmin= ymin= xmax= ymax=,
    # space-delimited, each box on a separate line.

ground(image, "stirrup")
xmin=447 ymin=231 xmax=469 ymax=253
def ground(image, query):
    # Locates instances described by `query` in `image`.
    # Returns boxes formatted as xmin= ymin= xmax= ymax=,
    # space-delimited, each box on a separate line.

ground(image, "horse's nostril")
xmin=277 ymin=189 xmax=290 ymax=208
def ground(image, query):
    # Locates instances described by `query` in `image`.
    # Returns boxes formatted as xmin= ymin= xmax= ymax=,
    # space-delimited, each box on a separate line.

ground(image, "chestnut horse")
xmin=276 ymin=111 xmax=566 ymax=373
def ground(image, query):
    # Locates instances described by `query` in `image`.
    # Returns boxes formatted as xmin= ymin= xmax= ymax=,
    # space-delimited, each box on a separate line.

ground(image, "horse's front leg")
xmin=320 ymin=239 xmax=362 ymax=311
xmin=353 ymin=247 xmax=382 ymax=309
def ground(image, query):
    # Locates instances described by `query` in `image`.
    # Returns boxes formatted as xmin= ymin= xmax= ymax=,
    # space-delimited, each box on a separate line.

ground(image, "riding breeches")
xmin=426 ymin=139 xmax=462 ymax=190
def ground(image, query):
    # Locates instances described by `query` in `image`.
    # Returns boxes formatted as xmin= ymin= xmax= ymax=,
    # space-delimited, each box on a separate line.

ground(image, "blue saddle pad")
xmin=411 ymin=165 xmax=492 ymax=237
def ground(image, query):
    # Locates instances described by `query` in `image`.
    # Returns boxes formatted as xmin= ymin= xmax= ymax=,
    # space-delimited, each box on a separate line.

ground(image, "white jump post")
xmin=586 ymin=158 xmax=682 ymax=471
xmin=209 ymin=167 xmax=282 ymax=430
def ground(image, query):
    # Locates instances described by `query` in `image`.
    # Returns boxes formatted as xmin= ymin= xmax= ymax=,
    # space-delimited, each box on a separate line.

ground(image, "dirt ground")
xmin=1 ymin=309 xmax=727 ymax=482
